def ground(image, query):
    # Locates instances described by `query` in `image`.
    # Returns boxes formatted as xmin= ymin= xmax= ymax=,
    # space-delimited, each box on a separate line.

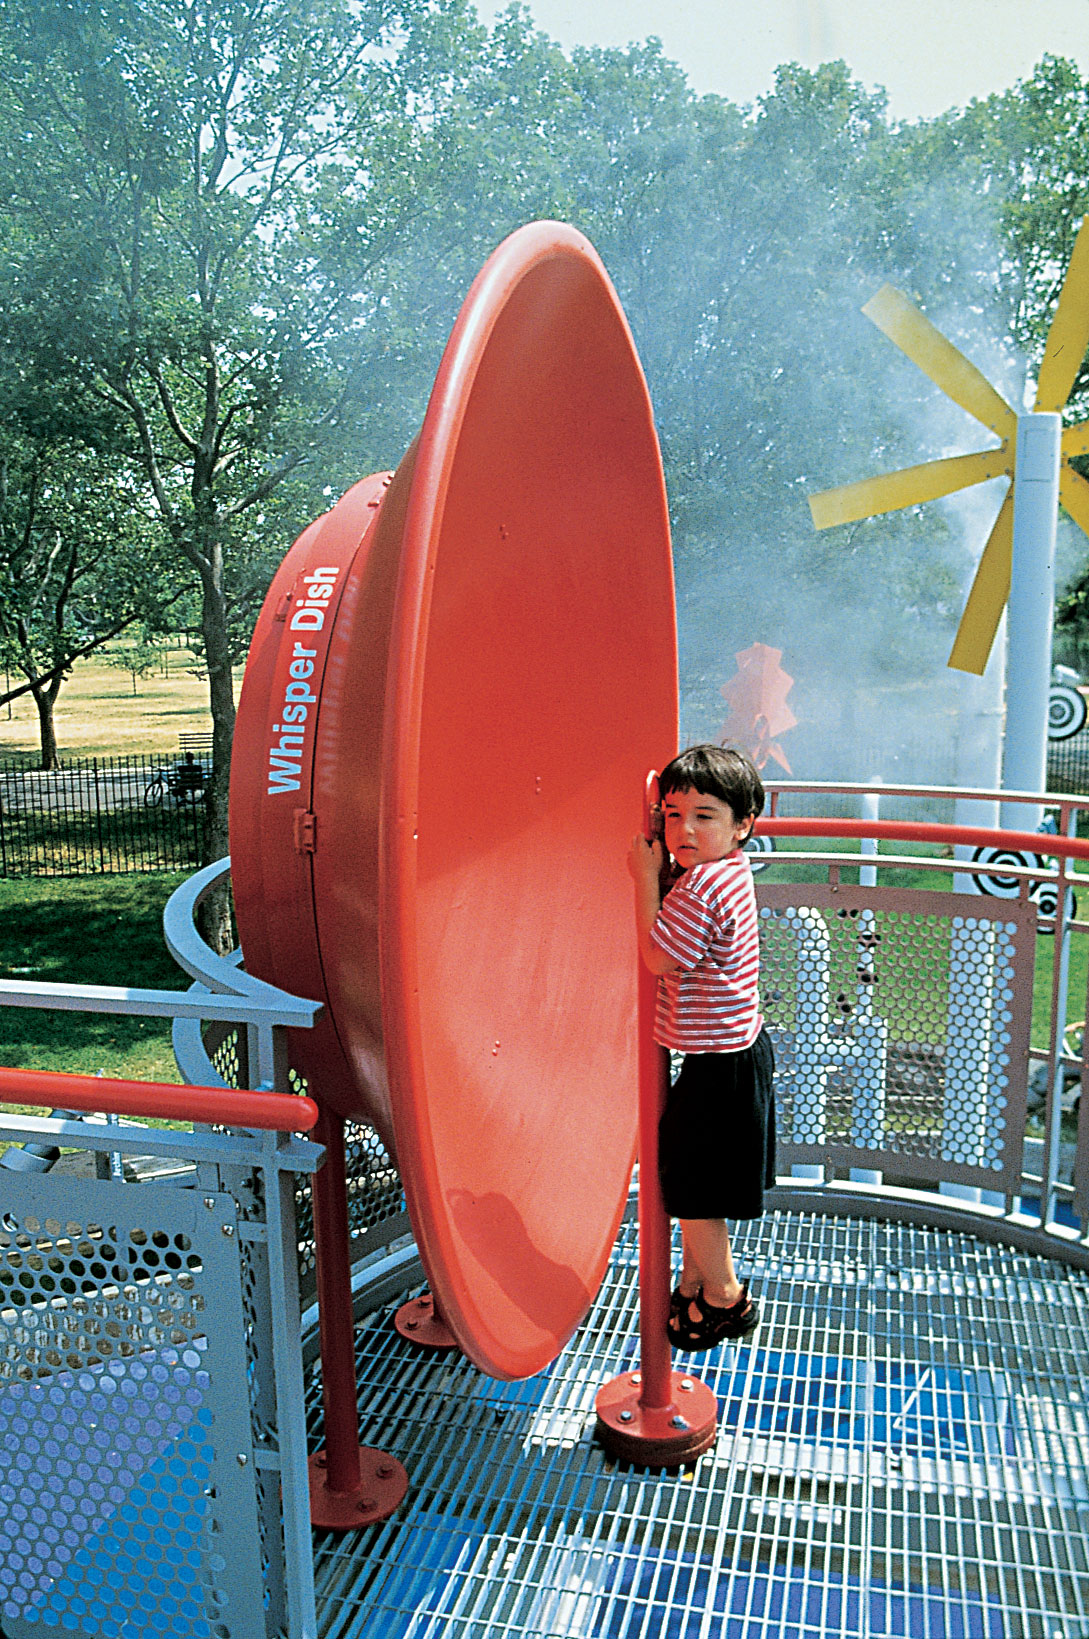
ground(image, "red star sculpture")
xmin=719 ymin=643 xmax=797 ymax=773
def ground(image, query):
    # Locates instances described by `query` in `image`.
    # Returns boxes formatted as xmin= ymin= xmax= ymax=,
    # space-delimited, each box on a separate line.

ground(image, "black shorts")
xmin=657 ymin=1026 xmax=776 ymax=1220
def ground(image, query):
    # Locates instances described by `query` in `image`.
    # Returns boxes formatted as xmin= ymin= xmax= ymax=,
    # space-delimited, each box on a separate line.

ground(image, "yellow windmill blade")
xmin=808 ymin=447 xmax=1010 ymax=531
xmin=863 ymin=284 xmax=1017 ymax=438
xmin=947 ymin=489 xmax=1014 ymax=675
xmin=1034 ymin=215 xmax=1089 ymax=413
xmin=810 ymin=225 xmax=1088 ymax=677
xmin=1060 ymin=466 xmax=1089 ymax=539
xmin=1062 ymin=420 xmax=1089 ymax=458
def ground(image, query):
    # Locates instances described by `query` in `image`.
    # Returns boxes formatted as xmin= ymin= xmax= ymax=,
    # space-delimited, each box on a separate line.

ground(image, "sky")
xmin=476 ymin=0 xmax=1089 ymax=121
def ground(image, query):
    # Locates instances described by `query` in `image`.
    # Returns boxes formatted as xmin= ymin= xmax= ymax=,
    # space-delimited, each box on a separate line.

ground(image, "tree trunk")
xmin=31 ymin=683 xmax=58 ymax=771
xmin=194 ymin=536 xmax=237 ymax=956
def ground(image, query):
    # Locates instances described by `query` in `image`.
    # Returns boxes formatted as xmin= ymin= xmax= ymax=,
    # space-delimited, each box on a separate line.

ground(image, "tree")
xmin=539 ymin=52 xmax=1014 ymax=767
xmin=107 ymin=637 xmax=165 ymax=697
xmin=0 ymin=0 xmax=480 ymax=944
xmin=0 ymin=434 xmax=168 ymax=766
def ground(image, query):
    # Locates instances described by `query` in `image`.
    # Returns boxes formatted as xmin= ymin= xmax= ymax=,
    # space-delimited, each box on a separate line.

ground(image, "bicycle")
xmin=143 ymin=756 xmax=207 ymax=808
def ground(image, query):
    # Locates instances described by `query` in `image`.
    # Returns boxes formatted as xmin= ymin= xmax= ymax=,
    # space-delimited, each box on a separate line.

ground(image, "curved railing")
xmin=151 ymin=781 xmax=1089 ymax=1276
xmin=751 ymin=778 xmax=1089 ymax=1268
xmin=163 ymin=857 xmax=414 ymax=1312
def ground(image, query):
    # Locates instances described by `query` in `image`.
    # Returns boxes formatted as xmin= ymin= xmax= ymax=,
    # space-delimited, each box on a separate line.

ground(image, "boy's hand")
xmin=628 ymin=832 xmax=682 ymax=974
xmin=628 ymin=832 xmax=664 ymax=884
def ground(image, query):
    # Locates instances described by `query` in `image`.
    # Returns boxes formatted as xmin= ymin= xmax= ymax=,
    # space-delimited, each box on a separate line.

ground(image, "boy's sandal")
xmin=667 ymin=1285 xmax=700 ymax=1347
xmin=671 ymin=1283 xmax=759 ymax=1352
xmin=669 ymin=1283 xmax=698 ymax=1318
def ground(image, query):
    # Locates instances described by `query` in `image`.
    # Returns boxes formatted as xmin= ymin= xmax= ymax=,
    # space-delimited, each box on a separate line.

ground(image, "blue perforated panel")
xmin=0 ymin=1178 xmax=266 ymax=1639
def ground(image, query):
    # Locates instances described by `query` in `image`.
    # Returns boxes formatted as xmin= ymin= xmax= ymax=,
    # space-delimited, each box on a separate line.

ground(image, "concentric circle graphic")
xmin=970 ymin=845 xmax=1041 ymax=899
xmin=1048 ymin=683 xmax=1087 ymax=741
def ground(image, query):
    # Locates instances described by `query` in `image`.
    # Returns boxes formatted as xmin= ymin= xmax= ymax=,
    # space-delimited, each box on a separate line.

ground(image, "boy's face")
xmin=661 ymin=785 xmax=752 ymax=867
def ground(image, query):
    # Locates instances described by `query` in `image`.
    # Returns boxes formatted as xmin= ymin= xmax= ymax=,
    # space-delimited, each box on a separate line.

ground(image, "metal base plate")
xmin=308 ymin=1446 xmax=408 ymax=1530
xmin=394 ymin=1291 xmax=459 ymax=1350
xmin=595 ymin=1369 xmax=718 ymax=1467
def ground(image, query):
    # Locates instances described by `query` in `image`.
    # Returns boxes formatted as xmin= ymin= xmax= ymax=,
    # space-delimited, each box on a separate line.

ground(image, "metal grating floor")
xmin=309 ymin=1210 xmax=1089 ymax=1637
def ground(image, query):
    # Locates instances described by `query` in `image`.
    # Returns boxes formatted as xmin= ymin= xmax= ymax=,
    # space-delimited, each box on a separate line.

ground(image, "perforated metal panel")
xmin=208 ymin=1025 xmax=246 ymax=1093
xmin=206 ymin=1033 xmax=409 ymax=1305
xmin=0 ymin=1176 xmax=266 ymax=1639
xmin=758 ymin=886 xmax=1033 ymax=1193
xmin=286 ymin=1077 xmax=406 ymax=1306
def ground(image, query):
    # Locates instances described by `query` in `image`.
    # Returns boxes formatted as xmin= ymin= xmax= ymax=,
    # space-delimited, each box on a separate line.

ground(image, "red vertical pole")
xmin=308 ymin=1106 xmax=409 ymax=1527
xmin=594 ymin=773 xmax=718 ymax=1466
xmin=311 ymin=1108 xmax=364 ymax=1494
xmin=636 ymin=778 xmax=675 ymax=1413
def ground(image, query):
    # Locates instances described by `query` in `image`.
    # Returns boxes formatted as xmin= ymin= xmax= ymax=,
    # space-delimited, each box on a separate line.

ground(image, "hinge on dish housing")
xmin=293 ymin=809 xmax=317 ymax=854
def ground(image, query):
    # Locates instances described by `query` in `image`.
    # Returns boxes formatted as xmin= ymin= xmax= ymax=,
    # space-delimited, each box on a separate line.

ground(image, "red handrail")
xmin=0 ymin=1065 xmax=319 ymax=1132
xmin=756 ymin=818 xmax=1089 ymax=860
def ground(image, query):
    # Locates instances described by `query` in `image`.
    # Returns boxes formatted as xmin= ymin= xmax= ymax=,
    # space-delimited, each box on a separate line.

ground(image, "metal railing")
xmin=162 ymin=788 xmax=1089 ymax=1283
xmin=0 ymin=879 xmax=326 ymax=1639
xmin=160 ymin=792 xmax=1089 ymax=1283
xmin=755 ymin=778 xmax=1089 ymax=1262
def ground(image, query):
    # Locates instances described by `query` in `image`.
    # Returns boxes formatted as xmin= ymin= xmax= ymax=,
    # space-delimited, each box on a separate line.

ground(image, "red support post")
xmin=308 ymin=1106 xmax=408 ymax=1528
xmin=595 ymin=774 xmax=718 ymax=1467
xmin=635 ymin=971 xmax=676 ymax=1412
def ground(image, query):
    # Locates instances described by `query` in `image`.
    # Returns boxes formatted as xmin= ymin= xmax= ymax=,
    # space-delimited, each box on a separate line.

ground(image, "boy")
xmin=627 ymin=744 xmax=775 ymax=1351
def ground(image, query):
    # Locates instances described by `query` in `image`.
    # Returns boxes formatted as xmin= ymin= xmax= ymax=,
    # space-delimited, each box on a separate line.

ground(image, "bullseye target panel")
xmin=231 ymin=222 xmax=678 ymax=1379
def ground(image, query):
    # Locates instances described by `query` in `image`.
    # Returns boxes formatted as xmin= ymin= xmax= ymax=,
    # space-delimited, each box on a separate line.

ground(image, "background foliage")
xmin=0 ymin=2 xmax=1085 ymax=804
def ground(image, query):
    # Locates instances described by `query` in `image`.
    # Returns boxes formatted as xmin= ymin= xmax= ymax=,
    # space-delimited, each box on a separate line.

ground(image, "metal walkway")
xmin=310 ymin=1209 xmax=1089 ymax=1638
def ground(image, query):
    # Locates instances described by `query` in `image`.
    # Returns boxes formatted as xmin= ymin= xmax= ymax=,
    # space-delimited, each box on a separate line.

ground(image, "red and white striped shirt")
xmin=650 ymin=850 xmax=762 ymax=1051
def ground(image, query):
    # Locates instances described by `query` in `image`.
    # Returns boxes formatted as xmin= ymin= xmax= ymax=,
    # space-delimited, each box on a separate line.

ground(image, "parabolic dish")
xmin=231 ymin=222 xmax=677 ymax=1376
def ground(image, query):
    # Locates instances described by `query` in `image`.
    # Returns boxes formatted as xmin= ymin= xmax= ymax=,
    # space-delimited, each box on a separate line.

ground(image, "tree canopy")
xmin=0 ymin=1 xmax=1086 ymax=825
xmin=0 ymin=0 xmax=487 ymax=941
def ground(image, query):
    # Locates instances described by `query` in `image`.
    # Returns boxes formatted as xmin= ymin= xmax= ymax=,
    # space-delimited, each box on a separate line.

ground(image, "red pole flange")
xmin=309 ymin=1107 xmax=409 ymax=1528
xmin=595 ymin=773 xmax=718 ymax=1467
xmin=393 ymin=1290 xmax=459 ymax=1351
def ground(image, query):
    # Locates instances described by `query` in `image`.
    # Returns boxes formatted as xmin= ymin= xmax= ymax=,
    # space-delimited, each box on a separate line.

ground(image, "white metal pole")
xmin=1000 ymin=412 xmax=1061 ymax=832
xmin=953 ymin=651 xmax=1003 ymax=894
xmin=859 ymin=782 xmax=880 ymax=890
xmin=852 ymin=784 xmax=884 ymax=1186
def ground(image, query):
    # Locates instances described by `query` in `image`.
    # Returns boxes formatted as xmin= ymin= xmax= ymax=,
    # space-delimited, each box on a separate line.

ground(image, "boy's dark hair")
xmin=658 ymin=745 xmax=765 ymax=828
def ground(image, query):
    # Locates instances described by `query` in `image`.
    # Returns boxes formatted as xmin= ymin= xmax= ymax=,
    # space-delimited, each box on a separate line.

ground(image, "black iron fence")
xmin=0 ymin=754 xmax=209 ymax=876
xmin=3 ymin=734 xmax=1083 ymax=880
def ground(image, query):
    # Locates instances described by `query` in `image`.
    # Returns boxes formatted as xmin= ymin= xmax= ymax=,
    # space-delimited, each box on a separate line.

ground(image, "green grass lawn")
xmin=0 ymin=873 xmax=189 ymax=1084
